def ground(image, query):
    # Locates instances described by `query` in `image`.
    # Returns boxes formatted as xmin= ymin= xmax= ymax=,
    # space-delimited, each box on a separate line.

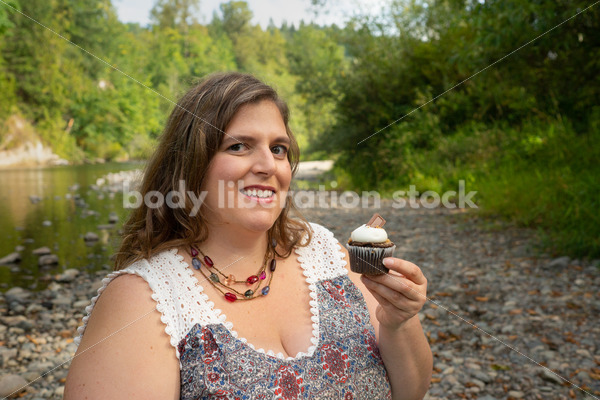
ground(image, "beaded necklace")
xmin=190 ymin=239 xmax=277 ymax=303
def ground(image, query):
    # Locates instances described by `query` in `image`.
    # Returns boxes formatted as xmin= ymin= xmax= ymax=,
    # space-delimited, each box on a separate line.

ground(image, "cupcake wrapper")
xmin=345 ymin=244 xmax=396 ymax=275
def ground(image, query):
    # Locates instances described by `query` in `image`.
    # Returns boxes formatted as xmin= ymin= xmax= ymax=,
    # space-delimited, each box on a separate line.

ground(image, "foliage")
xmin=0 ymin=0 xmax=597 ymax=257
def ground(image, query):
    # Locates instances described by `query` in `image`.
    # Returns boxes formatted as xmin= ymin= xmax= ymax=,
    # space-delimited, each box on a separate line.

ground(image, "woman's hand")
xmin=360 ymin=257 xmax=428 ymax=331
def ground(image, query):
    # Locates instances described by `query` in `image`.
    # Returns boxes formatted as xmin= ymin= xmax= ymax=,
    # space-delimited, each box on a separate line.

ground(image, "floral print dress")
xmin=76 ymin=223 xmax=392 ymax=400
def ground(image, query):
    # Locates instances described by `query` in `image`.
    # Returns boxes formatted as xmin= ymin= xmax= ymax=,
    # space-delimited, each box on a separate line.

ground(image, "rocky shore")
xmin=0 ymin=200 xmax=599 ymax=399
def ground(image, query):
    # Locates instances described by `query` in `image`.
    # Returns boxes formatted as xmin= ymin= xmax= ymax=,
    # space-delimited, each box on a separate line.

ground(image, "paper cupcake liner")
xmin=345 ymin=244 xmax=396 ymax=275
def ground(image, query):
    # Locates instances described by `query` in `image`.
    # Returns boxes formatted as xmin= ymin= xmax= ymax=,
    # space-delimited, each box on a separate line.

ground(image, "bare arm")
xmin=64 ymin=274 xmax=180 ymax=400
xmin=342 ymin=246 xmax=433 ymax=400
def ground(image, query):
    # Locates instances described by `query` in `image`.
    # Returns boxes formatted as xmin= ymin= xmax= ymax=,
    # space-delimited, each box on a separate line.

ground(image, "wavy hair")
xmin=114 ymin=72 xmax=311 ymax=270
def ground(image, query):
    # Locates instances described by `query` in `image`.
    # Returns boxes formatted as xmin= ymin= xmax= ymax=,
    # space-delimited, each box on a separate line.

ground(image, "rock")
xmin=56 ymin=268 xmax=79 ymax=282
xmin=90 ymin=279 xmax=104 ymax=293
xmin=25 ymin=361 xmax=54 ymax=375
xmin=469 ymin=378 xmax=486 ymax=390
xmin=14 ymin=245 xmax=25 ymax=252
xmin=507 ymin=391 xmax=524 ymax=398
xmin=0 ymin=348 xmax=18 ymax=365
xmin=42 ymin=220 xmax=52 ymax=227
xmin=83 ymin=232 xmax=99 ymax=241
xmin=28 ymin=195 xmax=42 ymax=204
xmin=0 ymin=374 xmax=28 ymax=398
xmin=547 ymin=256 xmax=570 ymax=269
xmin=108 ymin=212 xmax=119 ymax=224
xmin=47 ymin=282 xmax=62 ymax=292
xmin=5 ymin=287 xmax=31 ymax=304
xmin=575 ymin=349 xmax=591 ymax=358
xmin=1 ymin=315 xmax=28 ymax=327
xmin=25 ymin=304 xmax=45 ymax=314
xmin=0 ymin=252 xmax=21 ymax=264
xmin=539 ymin=368 xmax=564 ymax=384
xmin=97 ymin=224 xmax=115 ymax=230
xmin=32 ymin=246 xmax=52 ymax=256
xmin=73 ymin=299 xmax=91 ymax=308
xmin=52 ymin=295 xmax=73 ymax=307
xmin=471 ymin=370 xmax=493 ymax=384
xmin=38 ymin=254 xmax=59 ymax=266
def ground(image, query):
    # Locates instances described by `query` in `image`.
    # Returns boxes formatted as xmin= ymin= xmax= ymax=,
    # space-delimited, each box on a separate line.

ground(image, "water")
xmin=0 ymin=162 xmax=143 ymax=291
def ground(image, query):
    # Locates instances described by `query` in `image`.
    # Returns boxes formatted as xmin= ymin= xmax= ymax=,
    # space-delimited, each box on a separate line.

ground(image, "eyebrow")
xmin=223 ymin=134 xmax=291 ymax=145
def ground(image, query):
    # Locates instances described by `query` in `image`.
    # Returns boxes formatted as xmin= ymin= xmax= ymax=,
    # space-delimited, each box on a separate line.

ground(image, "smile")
xmin=239 ymin=188 xmax=275 ymax=198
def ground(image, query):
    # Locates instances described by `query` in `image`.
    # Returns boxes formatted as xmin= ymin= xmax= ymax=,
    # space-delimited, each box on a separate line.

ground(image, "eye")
xmin=271 ymin=144 xmax=289 ymax=157
xmin=227 ymin=143 xmax=247 ymax=152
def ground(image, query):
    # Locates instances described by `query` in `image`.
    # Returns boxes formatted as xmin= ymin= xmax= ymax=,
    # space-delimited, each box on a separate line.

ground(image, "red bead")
xmin=246 ymin=275 xmax=259 ymax=284
xmin=191 ymin=248 xmax=198 ymax=257
xmin=259 ymin=271 xmax=266 ymax=280
xmin=204 ymin=256 xmax=214 ymax=267
xmin=224 ymin=293 xmax=237 ymax=302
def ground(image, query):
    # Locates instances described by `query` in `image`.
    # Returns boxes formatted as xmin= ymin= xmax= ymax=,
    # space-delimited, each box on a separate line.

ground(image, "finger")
xmin=368 ymin=288 xmax=393 ymax=309
xmin=363 ymin=273 xmax=424 ymax=303
xmin=361 ymin=275 xmax=418 ymax=305
xmin=382 ymin=258 xmax=427 ymax=285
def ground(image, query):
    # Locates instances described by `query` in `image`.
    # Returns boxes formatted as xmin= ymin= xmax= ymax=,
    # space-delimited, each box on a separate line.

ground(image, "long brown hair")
xmin=114 ymin=72 xmax=311 ymax=270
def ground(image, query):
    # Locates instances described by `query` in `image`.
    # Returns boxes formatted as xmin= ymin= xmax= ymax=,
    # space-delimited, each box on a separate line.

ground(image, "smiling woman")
xmin=64 ymin=72 xmax=432 ymax=400
xmin=201 ymin=100 xmax=293 ymax=232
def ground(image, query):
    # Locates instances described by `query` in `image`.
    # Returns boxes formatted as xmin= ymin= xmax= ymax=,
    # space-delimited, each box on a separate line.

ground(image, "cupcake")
xmin=346 ymin=213 xmax=395 ymax=275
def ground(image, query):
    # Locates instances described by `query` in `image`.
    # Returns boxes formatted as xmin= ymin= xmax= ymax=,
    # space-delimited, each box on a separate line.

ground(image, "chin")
xmin=241 ymin=214 xmax=280 ymax=233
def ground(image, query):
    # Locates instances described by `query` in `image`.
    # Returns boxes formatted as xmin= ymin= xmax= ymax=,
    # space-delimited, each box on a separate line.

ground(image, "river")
xmin=0 ymin=162 xmax=143 ymax=291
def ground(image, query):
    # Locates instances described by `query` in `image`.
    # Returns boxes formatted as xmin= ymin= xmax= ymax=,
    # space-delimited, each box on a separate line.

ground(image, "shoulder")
xmin=294 ymin=221 xmax=350 ymax=280
xmin=65 ymin=273 xmax=180 ymax=399
xmin=305 ymin=221 xmax=337 ymax=242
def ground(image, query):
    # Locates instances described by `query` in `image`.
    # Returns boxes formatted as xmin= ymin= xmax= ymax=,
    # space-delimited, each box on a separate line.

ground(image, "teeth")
xmin=241 ymin=188 xmax=274 ymax=198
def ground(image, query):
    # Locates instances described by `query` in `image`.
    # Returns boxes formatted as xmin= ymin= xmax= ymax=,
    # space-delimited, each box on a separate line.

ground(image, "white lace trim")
xmin=74 ymin=223 xmax=348 ymax=362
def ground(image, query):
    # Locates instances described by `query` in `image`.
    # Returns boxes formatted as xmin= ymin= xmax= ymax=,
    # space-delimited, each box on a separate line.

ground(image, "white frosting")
xmin=350 ymin=224 xmax=388 ymax=243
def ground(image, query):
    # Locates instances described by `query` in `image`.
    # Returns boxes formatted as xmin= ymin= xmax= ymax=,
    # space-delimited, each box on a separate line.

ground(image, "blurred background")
xmin=0 ymin=0 xmax=598 ymax=291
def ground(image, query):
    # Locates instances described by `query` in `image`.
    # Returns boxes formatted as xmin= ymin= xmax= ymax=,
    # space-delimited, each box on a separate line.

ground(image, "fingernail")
xmin=382 ymin=258 xmax=391 ymax=266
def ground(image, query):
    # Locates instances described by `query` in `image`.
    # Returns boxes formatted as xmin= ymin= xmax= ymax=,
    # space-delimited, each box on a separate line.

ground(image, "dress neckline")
xmin=173 ymin=245 xmax=321 ymax=361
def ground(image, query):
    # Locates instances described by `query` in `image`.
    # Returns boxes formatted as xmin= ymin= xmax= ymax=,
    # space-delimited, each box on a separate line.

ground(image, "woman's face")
xmin=201 ymin=100 xmax=293 ymax=234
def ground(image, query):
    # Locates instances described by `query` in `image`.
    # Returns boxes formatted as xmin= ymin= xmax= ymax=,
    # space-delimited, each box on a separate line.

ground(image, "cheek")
xmin=279 ymin=164 xmax=292 ymax=188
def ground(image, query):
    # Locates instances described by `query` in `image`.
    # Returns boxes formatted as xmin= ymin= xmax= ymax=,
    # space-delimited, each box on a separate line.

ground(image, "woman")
xmin=65 ymin=72 xmax=432 ymax=399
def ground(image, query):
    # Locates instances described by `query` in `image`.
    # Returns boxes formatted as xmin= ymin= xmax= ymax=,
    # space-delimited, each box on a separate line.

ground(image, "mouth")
xmin=239 ymin=185 xmax=276 ymax=199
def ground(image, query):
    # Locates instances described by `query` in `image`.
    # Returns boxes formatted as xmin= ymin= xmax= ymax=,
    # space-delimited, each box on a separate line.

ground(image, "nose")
xmin=251 ymin=146 xmax=277 ymax=176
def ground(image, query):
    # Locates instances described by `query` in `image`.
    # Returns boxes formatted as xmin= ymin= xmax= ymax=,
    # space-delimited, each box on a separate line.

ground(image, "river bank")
xmin=0 ymin=201 xmax=598 ymax=399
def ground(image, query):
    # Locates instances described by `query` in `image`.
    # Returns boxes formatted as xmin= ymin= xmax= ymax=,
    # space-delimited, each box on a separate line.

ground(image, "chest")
xmin=189 ymin=253 xmax=316 ymax=358
xmin=176 ymin=275 xmax=391 ymax=400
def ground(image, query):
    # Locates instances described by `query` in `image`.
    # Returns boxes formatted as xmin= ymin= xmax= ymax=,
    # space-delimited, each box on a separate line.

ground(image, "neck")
xmin=199 ymin=223 xmax=271 ymax=276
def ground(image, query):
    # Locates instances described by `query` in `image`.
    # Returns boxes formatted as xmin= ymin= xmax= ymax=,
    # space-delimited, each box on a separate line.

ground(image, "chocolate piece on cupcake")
xmin=346 ymin=213 xmax=396 ymax=275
